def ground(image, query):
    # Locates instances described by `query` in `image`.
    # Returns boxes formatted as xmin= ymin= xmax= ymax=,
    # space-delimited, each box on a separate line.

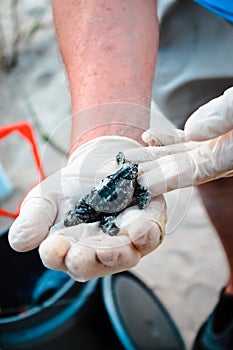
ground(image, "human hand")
xmin=124 ymin=87 xmax=233 ymax=196
xmin=9 ymin=136 xmax=166 ymax=282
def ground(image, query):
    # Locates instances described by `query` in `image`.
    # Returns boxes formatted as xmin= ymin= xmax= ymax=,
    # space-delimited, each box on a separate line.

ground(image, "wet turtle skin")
xmin=64 ymin=152 xmax=151 ymax=235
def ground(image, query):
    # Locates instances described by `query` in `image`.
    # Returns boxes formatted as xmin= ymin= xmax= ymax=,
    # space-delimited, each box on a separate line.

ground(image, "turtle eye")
xmin=116 ymin=151 xmax=125 ymax=165
xmin=122 ymin=164 xmax=138 ymax=179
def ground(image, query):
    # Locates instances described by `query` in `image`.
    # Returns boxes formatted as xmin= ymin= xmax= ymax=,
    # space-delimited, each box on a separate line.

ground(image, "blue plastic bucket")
xmin=0 ymin=229 xmax=126 ymax=350
xmin=102 ymin=272 xmax=185 ymax=350
xmin=0 ymin=229 xmax=185 ymax=349
xmin=0 ymin=229 xmax=102 ymax=349
xmin=0 ymin=164 xmax=13 ymax=201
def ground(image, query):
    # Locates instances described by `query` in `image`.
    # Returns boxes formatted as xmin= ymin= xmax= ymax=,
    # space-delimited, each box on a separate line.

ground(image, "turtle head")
xmin=120 ymin=162 xmax=138 ymax=180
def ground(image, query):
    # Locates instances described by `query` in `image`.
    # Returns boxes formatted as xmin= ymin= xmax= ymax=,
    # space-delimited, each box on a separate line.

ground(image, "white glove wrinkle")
xmin=185 ymin=87 xmax=233 ymax=141
xmin=142 ymin=128 xmax=186 ymax=146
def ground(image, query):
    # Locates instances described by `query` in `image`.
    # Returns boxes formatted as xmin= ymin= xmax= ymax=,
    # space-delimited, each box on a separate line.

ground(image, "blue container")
xmin=102 ymin=272 xmax=185 ymax=350
xmin=0 ymin=229 xmax=117 ymax=350
xmin=0 ymin=229 xmax=185 ymax=350
xmin=0 ymin=164 xmax=13 ymax=201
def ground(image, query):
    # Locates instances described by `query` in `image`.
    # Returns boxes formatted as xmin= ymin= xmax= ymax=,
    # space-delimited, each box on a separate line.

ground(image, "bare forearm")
xmin=52 ymin=0 xmax=158 ymax=149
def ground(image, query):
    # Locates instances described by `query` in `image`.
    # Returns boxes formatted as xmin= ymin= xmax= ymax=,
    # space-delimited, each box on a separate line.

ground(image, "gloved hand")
xmin=9 ymin=136 xmax=166 ymax=282
xmin=124 ymin=87 xmax=233 ymax=197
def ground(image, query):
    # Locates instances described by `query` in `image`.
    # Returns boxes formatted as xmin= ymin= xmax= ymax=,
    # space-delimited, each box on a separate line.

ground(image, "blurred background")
xmin=0 ymin=1 xmax=229 ymax=349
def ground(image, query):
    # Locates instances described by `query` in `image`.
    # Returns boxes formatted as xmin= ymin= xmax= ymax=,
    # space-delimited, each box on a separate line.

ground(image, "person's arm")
xmin=124 ymin=88 xmax=233 ymax=196
xmin=51 ymin=0 xmax=159 ymax=151
xmin=8 ymin=1 xmax=166 ymax=282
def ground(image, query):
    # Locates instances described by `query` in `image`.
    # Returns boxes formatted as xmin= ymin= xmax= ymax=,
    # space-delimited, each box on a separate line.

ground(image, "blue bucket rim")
xmin=0 ymin=278 xmax=99 ymax=344
xmin=102 ymin=271 xmax=186 ymax=350
xmin=0 ymin=228 xmax=99 ymax=328
xmin=0 ymin=227 xmax=77 ymax=324
xmin=0 ymin=278 xmax=76 ymax=324
xmin=0 ymin=226 xmax=100 ymax=344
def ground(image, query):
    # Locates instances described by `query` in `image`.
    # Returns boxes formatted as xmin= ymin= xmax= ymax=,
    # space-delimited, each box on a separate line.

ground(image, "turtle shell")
xmin=85 ymin=162 xmax=138 ymax=214
xmin=63 ymin=155 xmax=151 ymax=234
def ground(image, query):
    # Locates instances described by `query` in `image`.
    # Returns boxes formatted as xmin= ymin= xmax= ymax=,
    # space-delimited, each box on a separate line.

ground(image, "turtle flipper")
xmin=100 ymin=215 xmax=120 ymax=236
xmin=64 ymin=196 xmax=99 ymax=227
xmin=134 ymin=184 xmax=151 ymax=209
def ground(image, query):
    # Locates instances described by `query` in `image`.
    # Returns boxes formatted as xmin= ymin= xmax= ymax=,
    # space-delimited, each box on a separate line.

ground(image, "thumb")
xmin=9 ymin=177 xmax=58 ymax=252
xmin=142 ymin=128 xmax=186 ymax=146
xmin=137 ymin=131 xmax=233 ymax=197
xmin=185 ymin=87 xmax=233 ymax=141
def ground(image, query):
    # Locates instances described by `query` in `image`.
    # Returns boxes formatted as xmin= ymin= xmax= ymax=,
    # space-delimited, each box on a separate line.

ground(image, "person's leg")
xmin=153 ymin=0 xmax=233 ymax=280
xmin=198 ymin=178 xmax=233 ymax=295
xmin=153 ymin=1 xmax=233 ymax=348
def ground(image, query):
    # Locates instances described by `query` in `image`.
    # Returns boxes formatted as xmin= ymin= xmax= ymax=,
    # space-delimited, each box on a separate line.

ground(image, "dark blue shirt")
xmin=194 ymin=0 xmax=233 ymax=22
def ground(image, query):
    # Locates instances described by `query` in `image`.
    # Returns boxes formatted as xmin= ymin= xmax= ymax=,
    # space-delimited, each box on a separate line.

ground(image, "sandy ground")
xmin=0 ymin=2 xmax=229 ymax=349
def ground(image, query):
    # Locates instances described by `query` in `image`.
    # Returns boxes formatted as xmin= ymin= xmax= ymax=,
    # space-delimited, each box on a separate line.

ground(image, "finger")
xmin=138 ymin=132 xmax=233 ymax=195
xmin=116 ymin=196 xmax=166 ymax=256
xmin=65 ymin=243 xmax=101 ymax=282
xmin=38 ymin=222 xmax=102 ymax=272
xmin=192 ymin=130 xmax=233 ymax=182
xmin=124 ymin=141 xmax=198 ymax=163
xmin=65 ymin=239 xmax=141 ymax=282
xmin=96 ymin=239 xmax=141 ymax=269
xmin=9 ymin=193 xmax=57 ymax=252
xmin=185 ymin=87 xmax=233 ymax=141
xmin=44 ymin=223 xmax=141 ymax=281
xmin=142 ymin=128 xmax=186 ymax=146
xmin=8 ymin=167 xmax=83 ymax=253
xmin=39 ymin=234 xmax=71 ymax=271
xmin=137 ymin=151 xmax=195 ymax=196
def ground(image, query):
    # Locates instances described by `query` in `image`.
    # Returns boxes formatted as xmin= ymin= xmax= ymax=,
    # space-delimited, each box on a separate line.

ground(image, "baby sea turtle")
xmin=64 ymin=151 xmax=151 ymax=235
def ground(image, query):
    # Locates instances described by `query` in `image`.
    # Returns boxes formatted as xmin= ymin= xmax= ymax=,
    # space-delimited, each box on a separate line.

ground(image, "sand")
xmin=0 ymin=2 xmax=228 ymax=349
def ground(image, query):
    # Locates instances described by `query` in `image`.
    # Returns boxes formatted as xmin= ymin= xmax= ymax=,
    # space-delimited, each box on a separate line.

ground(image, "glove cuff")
xmin=68 ymin=135 xmax=141 ymax=165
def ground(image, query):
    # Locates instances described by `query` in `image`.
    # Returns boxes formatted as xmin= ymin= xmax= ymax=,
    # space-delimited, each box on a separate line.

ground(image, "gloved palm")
xmin=9 ymin=136 xmax=166 ymax=281
xmin=125 ymin=87 xmax=233 ymax=196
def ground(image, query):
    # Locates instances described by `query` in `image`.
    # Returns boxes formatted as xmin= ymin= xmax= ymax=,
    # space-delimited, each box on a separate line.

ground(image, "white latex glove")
xmin=124 ymin=87 xmax=233 ymax=196
xmin=9 ymin=136 xmax=166 ymax=282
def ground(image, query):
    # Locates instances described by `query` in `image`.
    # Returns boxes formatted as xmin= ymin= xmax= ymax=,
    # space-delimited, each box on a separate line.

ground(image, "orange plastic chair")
xmin=0 ymin=122 xmax=46 ymax=219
